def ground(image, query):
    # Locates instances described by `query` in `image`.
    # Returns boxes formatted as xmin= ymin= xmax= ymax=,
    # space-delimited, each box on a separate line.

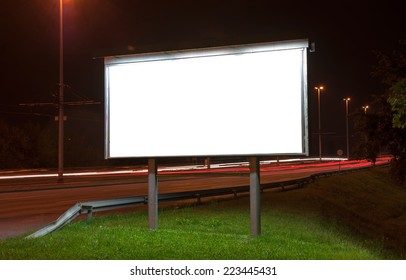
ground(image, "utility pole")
xmin=21 ymin=0 xmax=99 ymax=182
xmin=58 ymin=0 xmax=64 ymax=183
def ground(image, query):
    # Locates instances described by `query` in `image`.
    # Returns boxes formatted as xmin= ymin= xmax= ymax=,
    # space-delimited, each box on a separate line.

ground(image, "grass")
xmin=0 ymin=166 xmax=405 ymax=259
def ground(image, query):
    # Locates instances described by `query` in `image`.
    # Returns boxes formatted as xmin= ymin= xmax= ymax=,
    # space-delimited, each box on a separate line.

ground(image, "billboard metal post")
xmin=148 ymin=158 xmax=158 ymax=230
xmin=249 ymin=156 xmax=261 ymax=237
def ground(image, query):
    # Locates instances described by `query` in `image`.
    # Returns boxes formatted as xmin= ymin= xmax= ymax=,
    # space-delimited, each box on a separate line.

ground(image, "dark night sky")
xmin=1 ymin=0 xmax=405 ymax=157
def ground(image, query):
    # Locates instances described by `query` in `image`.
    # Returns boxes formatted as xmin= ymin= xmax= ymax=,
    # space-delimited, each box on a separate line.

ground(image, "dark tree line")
xmin=354 ymin=40 xmax=406 ymax=184
xmin=0 ymin=119 xmax=34 ymax=168
xmin=0 ymin=119 xmax=103 ymax=169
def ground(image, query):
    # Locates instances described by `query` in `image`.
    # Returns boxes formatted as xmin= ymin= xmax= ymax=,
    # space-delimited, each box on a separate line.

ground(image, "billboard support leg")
xmin=148 ymin=158 xmax=158 ymax=230
xmin=249 ymin=156 xmax=261 ymax=237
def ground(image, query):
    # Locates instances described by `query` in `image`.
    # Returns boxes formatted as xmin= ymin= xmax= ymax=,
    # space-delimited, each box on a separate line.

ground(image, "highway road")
xmin=0 ymin=158 xmax=390 ymax=239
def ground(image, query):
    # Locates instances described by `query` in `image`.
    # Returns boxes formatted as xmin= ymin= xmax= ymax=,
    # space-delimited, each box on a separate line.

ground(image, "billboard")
xmin=105 ymin=39 xmax=308 ymax=158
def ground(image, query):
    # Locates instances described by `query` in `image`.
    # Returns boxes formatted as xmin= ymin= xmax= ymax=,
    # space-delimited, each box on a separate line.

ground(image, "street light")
xmin=315 ymin=86 xmax=324 ymax=161
xmin=343 ymin=97 xmax=351 ymax=160
xmin=362 ymin=105 xmax=369 ymax=114
xmin=58 ymin=0 xmax=64 ymax=183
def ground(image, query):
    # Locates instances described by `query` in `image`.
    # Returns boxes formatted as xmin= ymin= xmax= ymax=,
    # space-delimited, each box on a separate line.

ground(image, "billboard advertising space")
xmin=105 ymin=39 xmax=309 ymax=158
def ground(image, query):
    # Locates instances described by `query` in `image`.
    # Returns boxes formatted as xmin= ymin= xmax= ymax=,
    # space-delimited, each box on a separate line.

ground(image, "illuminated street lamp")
xmin=315 ymin=86 xmax=324 ymax=161
xmin=343 ymin=97 xmax=351 ymax=159
xmin=58 ymin=0 xmax=64 ymax=183
xmin=362 ymin=105 xmax=369 ymax=114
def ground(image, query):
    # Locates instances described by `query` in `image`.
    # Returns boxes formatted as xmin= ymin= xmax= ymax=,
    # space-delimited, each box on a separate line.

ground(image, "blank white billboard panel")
xmin=105 ymin=39 xmax=308 ymax=158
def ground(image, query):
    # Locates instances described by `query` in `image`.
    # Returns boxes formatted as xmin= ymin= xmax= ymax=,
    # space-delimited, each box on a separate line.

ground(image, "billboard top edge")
xmin=104 ymin=38 xmax=309 ymax=65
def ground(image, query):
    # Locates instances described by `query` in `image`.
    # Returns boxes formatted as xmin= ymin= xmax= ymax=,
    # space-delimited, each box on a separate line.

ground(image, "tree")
xmin=372 ymin=41 xmax=406 ymax=86
xmin=353 ymin=109 xmax=380 ymax=165
xmin=388 ymin=77 xmax=406 ymax=129
xmin=0 ymin=119 xmax=32 ymax=169
xmin=369 ymin=41 xmax=406 ymax=184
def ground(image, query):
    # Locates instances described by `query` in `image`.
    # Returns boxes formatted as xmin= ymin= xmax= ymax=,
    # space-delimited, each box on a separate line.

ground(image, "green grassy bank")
xmin=1 ymin=167 xmax=405 ymax=259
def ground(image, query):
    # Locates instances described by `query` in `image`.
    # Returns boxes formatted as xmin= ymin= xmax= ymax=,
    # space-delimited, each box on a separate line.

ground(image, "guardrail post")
xmin=232 ymin=189 xmax=238 ymax=199
xmin=86 ymin=207 xmax=93 ymax=221
xmin=249 ymin=156 xmax=261 ymax=237
xmin=148 ymin=158 xmax=158 ymax=230
xmin=196 ymin=193 xmax=201 ymax=204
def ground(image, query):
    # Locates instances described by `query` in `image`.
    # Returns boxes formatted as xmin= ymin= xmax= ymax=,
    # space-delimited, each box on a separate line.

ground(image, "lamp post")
xmin=58 ymin=0 xmax=64 ymax=183
xmin=343 ymin=97 xmax=351 ymax=160
xmin=315 ymin=86 xmax=324 ymax=161
xmin=362 ymin=105 xmax=369 ymax=114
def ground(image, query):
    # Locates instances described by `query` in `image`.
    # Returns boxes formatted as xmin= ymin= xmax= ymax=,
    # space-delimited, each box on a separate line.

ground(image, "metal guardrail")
xmin=26 ymin=163 xmax=383 ymax=238
xmin=26 ymin=197 xmax=147 ymax=238
xmin=27 ymin=203 xmax=82 ymax=238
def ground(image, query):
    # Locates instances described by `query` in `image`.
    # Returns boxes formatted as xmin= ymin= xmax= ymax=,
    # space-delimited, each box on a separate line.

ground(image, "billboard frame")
xmin=104 ymin=39 xmax=309 ymax=159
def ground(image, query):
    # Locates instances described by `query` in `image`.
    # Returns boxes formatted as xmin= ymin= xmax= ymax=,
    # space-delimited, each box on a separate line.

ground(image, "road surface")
xmin=0 ymin=158 xmax=390 ymax=239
